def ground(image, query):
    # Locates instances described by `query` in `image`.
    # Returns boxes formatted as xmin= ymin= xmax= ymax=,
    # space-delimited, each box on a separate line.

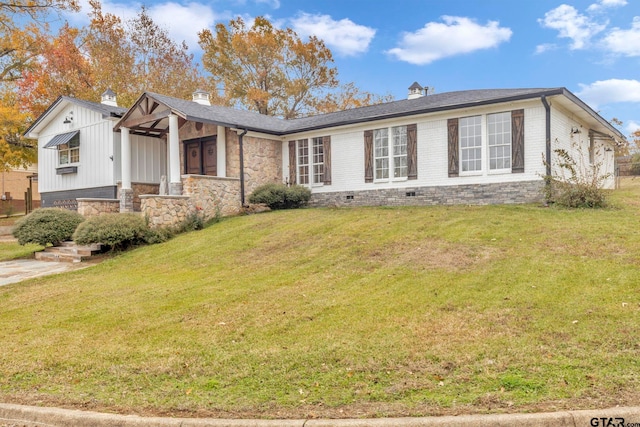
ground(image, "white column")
xmin=217 ymin=125 xmax=226 ymax=177
xmin=121 ymin=127 xmax=131 ymax=190
xmin=168 ymin=114 xmax=181 ymax=195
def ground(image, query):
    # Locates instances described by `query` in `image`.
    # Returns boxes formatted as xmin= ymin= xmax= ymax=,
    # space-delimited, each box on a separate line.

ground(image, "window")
xmin=292 ymin=137 xmax=331 ymax=187
xmin=374 ymin=125 xmax=408 ymax=180
xmin=487 ymin=112 xmax=511 ymax=170
xmin=460 ymin=116 xmax=482 ymax=172
xmin=297 ymin=138 xmax=325 ymax=185
xmin=297 ymin=140 xmax=309 ymax=185
xmin=59 ymin=133 xmax=79 ymax=165
xmin=374 ymin=128 xmax=389 ymax=179
xmin=312 ymin=137 xmax=324 ymax=184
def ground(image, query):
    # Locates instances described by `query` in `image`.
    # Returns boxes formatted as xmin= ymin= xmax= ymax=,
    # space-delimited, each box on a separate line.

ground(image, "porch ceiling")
xmin=117 ymin=95 xmax=187 ymax=138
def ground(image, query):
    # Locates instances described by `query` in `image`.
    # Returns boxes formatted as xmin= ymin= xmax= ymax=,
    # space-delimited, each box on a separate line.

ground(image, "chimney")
xmin=192 ymin=89 xmax=211 ymax=106
xmin=408 ymin=82 xmax=425 ymax=100
xmin=101 ymin=88 xmax=118 ymax=107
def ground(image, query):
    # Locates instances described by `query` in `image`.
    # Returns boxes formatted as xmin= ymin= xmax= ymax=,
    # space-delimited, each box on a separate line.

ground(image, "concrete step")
xmin=35 ymin=241 xmax=103 ymax=263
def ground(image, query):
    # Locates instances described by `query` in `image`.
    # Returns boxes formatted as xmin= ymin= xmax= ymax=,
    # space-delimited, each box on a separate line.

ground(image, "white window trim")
xmin=58 ymin=134 xmax=80 ymax=167
xmin=459 ymin=112 xmax=513 ymax=177
xmin=296 ymin=138 xmax=325 ymax=187
xmin=373 ymin=125 xmax=408 ymax=183
xmin=459 ymin=115 xmax=483 ymax=177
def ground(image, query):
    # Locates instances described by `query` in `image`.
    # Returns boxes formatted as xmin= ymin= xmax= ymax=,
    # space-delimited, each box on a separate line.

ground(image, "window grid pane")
xmin=460 ymin=116 xmax=482 ymax=172
xmin=487 ymin=112 xmax=511 ymax=170
xmin=58 ymin=134 xmax=80 ymax=165
xmin=393 ymin=126 xmax=408 ymax=178
xmin=374 ymin=128 xmax=389 ymax=179
xmin=298 ymin=140 xmax=309 ymax=184
xmin=312 ymin=137 xmax=324 ymax=184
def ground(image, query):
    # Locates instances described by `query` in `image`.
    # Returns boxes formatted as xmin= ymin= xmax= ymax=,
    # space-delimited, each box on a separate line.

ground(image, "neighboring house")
xmin=25 ymin=85 xmax=625 ymax=227
xmin=0 ymin=164 xmax=39 ymax=214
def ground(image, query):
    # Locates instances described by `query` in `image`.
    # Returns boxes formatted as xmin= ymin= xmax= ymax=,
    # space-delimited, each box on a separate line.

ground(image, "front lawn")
xmin=0 ymin=179 xmax=639 ymax=418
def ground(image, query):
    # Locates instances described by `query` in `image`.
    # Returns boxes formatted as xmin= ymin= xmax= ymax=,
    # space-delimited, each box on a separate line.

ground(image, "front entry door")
xmin=184 ymin=137 xmax=217 ymax=176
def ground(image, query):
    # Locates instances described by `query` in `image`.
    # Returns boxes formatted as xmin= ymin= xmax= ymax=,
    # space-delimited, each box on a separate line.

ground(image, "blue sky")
xmin=65 ymin=0 xmax=640 ymax=136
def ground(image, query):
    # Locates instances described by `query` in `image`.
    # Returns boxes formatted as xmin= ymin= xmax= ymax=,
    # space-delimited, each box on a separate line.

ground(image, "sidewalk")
xmin=0 ymin=403 xmax=639 ymax=427
xmin=0 ymin=259 xmax=87 ymax=286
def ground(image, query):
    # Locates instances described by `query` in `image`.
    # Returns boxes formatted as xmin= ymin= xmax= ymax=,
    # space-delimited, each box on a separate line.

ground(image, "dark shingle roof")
xmin=148 ymin=88 xmax=568 ymax=135
xmin=24 ymin=96 xmax=127 ymax=137
xmin=63 ymin=96 xmax=126 ymax=116
xmin=122 ymin=87 xmax=626 ymax=142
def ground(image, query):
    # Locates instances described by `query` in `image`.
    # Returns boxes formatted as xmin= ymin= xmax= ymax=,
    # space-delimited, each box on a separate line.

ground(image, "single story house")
xmin=24 ymin=84 xmax=625 ymax=227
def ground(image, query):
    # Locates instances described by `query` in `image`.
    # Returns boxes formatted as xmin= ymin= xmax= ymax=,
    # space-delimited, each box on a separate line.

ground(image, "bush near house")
xmin=249 ymin=183 xmax=311 ymax=210
xmin=544 ymin=147 xmax=611 ymax=208
xmin=12 ymin=208 xmax=84 ymax=246
xmin=73 ymin=213 xmax=152 ymax=251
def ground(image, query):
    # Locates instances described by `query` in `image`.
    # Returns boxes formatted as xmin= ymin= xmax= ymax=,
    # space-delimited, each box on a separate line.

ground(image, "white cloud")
xmin=386 ymin=16 xmax=512 ymax=65
xmin=147 ymin=2 xmax=217 ymax=48
xmin=625 ymin=120 xmax=640 ymax=135
xmin=576 ymin=79 xmax=640 ymax=108
xmin=69 ymin=0 xmax=218 ymax=51
xmin=587 ymin=0 xmax=627 ymax=12
xmin=534 ymin=43 xmax=557 ymax=54
xmin=255 ymin=0 xmax=280 ymax=8
xmin=290 ymin=13 xmax=376 ymax=56
xmin=539 ymin=4 xmax=607 ymax=49
xmin=602 ymin=16 xmax=640 ymax=56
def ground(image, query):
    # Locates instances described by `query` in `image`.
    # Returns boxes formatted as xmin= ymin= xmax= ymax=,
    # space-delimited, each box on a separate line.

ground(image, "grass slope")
xmin=1 ymin=180 xmax=640 ymax=418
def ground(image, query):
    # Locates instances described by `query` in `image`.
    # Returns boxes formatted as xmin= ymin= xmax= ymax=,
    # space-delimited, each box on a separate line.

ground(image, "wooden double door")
xmin=185 ymin=136 xmax=217 ymax=176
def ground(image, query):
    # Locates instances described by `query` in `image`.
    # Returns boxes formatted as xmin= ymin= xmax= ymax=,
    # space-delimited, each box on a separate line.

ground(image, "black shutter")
xmin=407 ymin=123 xmax=417 ymax=180
xmin=364 ymin=130 xmax=373 ymax=183
xmin=511 ymin=109 xmax=525 ymax=173
xmin=447 ymin=118 xmax=459 ymax=177
xmin=323 ymin=136 xmax=332 ymax=185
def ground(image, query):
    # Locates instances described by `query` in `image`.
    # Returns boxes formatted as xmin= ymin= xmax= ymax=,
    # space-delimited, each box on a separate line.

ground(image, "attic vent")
xmin=192 ymin=89 xmax=211 ymax=106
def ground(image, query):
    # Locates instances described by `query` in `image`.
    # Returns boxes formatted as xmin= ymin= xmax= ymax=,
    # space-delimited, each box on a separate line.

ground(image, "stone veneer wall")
xmin=141 ymin=175 xmax=242 ymax=228
xmin=309 ymin=180 xmax=545 ymax=207
xmin=77 ymin=198 xmax=120 ymax=217
xmin=182 ymin=175 xmax=242 ymax=218
xmin=117 ymin=182 xmax=161 ymax=212
xmin=226 ymin=134 xmax=282 ymax=195
xmin=140 ymin=195 xmax=191 ymax=228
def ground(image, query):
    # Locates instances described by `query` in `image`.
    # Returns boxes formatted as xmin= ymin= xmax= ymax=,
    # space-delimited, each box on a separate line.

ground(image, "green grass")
xmin=1 ymin=179 xmax=640 ymax=418
xmin=0 ymin=241 xmax=42 ymax=260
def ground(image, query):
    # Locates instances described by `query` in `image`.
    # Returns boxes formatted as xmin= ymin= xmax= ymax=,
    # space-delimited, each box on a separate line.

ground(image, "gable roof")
xmin=114 ymin=87 xmax=625 ymax=143
xmin=24 ymin=96 xmax=126 ymax=138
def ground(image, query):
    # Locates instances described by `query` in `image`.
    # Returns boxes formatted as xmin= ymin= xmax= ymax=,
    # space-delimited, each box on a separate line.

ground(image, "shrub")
xmin=249 ymin=183 xmax=287 ymax=209
xmin=543 ymin=145 xmax=611 ymax=208
xmin=13 ymin=208 xmax=84 ymax=246
xmin=73 ymin=213 xmax=151 ymax=250
xmin=284 ymin=185 xmax=312 ymax=209
xmin=249 ymin=183 xmax=311 ymax=210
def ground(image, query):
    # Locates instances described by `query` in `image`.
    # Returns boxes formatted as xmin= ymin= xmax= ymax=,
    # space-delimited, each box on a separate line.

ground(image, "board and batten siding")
xmin=282 ymin=99 xmax=548 ymax=194
xmin=112 ymin=133 xmax=167 ymax=185
xmin=38 ymin=104 xmax=116 ymax=193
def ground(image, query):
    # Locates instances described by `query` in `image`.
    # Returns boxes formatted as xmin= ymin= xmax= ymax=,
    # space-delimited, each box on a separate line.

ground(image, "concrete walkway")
xmin=0 ymin=259 xmax=87 ymax=286
xmin=0 ymin=403 xmax=639 ymax=427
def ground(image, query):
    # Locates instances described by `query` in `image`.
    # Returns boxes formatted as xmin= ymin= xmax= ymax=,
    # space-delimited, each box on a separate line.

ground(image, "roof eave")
xmin=280 ymin=88 xmax=568 ymax=135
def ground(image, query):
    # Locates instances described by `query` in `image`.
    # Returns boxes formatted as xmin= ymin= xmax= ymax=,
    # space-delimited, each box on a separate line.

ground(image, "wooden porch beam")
xmin=121 ymin=109 xmax=171 ymax=129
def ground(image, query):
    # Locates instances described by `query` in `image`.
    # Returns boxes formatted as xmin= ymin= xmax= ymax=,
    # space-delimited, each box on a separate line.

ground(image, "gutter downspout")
xmin=238 ymin=129 xmax=248 ymax=207
xmin=541 ymin=96 xmax=551 ymax=177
